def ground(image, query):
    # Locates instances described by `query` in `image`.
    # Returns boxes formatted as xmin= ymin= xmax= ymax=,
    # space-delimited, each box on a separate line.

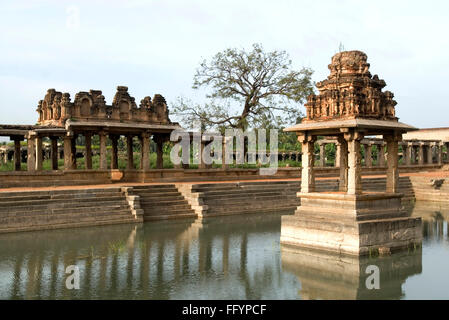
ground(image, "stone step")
xmin=206 ymin=205 xmax=298 ymax=216
xmin=0 ymin=210 xmax=136 ymax=229
xmin=132 ymin=185 xmax=177 ymax=191
xmin=143 ymin=207 xmax=196 ymax=216
xmin=0 ymin=208 xmax=133 ymax=225
xmin=192 ymin=186 xmax=300 ymax=194
xmin=204 ymin=198 xmax=300 ymax=207
xmin=142 ymin=203 xmax=193 ymax=211
xmin=140 ymin=197 xmax=188 ymax=205
xmin=143 ymin=212 xmax=197 ymax=221
xmin=201 ymin=189 xmax=298 ymax=198
xmin=134 ymin=191 xmax=181 ymax=197
xmin=51 ymin=204 xmax=130 ymax=215
xmin=191 ymin=182 xmax=300 ymax=190
xmin=0 ymin=200 xmax=130 ymax=216
xmin=0 ymin=188 xmax=122 ymax=199
xmin=204 ymin=200 xmax=299 ymax=212
xmin=0 ymin=196 xmax=126 ymax=209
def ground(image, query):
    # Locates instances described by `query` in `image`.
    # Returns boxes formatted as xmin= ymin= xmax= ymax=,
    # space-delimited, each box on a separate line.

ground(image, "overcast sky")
xmin=1 ymin=0 xmax=448 ymax=133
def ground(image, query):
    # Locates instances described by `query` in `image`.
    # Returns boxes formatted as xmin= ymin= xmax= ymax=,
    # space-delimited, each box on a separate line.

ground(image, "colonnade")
xmin=317 ymin=138 xmax=445 ymax=168
xmin=1 ymin=135 xmax=448 ymax=171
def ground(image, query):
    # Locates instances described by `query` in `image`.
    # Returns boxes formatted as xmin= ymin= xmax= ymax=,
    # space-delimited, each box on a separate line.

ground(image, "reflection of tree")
xmin=414 ymin=204 xmax=448 ymax=243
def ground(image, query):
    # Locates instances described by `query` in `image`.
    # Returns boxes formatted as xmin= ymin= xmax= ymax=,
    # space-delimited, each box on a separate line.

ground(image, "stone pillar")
xmin=13 ymin=137 xmax=22 ymax=171
xmin=35 ymin=136 xmax=43 ymax=171
xmin=27 ymin=135 xmax=36 ymax=172
xmin=335 ymin=142 xmax=341 ymax=167
xmin=445 ymin=142 xmax=449 ymax=162
xmin=141 ymin=132 xmax=150 ymax=171
xmin=221 ymin=136 xmax=228 ymax=170
xmin=85 ymin=133 xmax=92 ymax=170
xmin=405 ymin=142 xmax=413 ymax=165
xmin=364 ymin=143 xmax=372 ymax=167
xmin=110 ymin=135 xmax=119 ymax=170
xmin=409 ymin=146 xmax=416 ymax=165
xmin=154 ymin=135 xmax=164 ymax=169
xmin=299 ymin=134 xmax=316 ymax=193
xmin=337 ymin=136 xmax=348 ymax=192
xmin=50 ymin=137 xmax=58 ymax=170
xmin=63 ymin=135 xmax=75 ymax=170
xmin=126 ymin=135 xmax=134 ymax=170
xmin=426 ymin=143 xmax=433 ymax=164
xmin=418 ymin=143 xmax=424 ymax=165
xmin=345 ymin=131 xmax=363 ymax=195
xmin=319 ymin=142 xmax=326 ymax=167
xmin=385 ymin=134 xmax=400 ymax=193
xmin=378 ymin=143 xmax=386 ymax=167
xmin=437 ymin=142 xmax=444 ymax=165
xmin=198 ymin=139 xmax=206 ymax=169
xmin=71 ymin=135 xmax=77 ymax=170
xmin=99 ymin=131 xmax=108 ymax=170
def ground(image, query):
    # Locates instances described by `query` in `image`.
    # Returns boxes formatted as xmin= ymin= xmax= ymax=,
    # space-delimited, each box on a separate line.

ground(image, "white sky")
xmin=1 ymin=0 xmax=448 ymax=131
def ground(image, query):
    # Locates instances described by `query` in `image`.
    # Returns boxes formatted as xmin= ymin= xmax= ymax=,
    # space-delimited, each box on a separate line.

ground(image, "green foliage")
xmin=173 ymin=43 xmax=314 ymax=130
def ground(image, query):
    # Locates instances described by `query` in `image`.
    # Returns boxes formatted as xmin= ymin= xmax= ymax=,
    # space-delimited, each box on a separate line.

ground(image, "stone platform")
xmin=280 ymin=192 xmax=422 ymax=256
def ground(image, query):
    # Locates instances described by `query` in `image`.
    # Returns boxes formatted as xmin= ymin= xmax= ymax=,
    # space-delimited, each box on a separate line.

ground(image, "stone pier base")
xmin=280 ymin=192 xmax=422 ymax=256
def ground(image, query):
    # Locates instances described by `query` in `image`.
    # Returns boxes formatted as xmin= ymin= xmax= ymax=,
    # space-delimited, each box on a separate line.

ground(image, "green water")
xmin=0 ymin=202 xmax=448 ymax=300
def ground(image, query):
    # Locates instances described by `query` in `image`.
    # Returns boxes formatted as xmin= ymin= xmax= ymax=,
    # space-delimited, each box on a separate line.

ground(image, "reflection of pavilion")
xmin=281 ymin=246 xmax=422 ymax=300
xmin=0 ymin=213 xmax=299 ymax=299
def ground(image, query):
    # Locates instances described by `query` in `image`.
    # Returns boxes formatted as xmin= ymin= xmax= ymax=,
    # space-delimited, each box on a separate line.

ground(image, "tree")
xmin=173 ymin=43 xmax=314 ymax=131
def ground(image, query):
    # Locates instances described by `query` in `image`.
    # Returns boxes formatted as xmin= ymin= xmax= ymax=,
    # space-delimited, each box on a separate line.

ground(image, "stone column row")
xmin=401 ymin=142 xmax=444 ymax=166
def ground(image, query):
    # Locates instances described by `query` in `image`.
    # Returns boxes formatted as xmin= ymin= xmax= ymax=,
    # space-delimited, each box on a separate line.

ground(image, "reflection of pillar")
xmin=50 ymin=137 xmax=58 ymax=170
xmin=427 ymin=144 xmax=433 ymax=164
xmin=418 ymin=143 xmax=424 ymax=165
xmin=84 ymin=133 xmax=92 ymax=170
xmin=99 ymin=131 xmax=108 ymax=170
xmin=338 ymin=136 xmax=348 ymax=192
xmin=319 ymin=142 xmax=326 ymax=167
xmin=110 ymin=135 xmax=119 ymax=170
xmin=378 ymin=143 xmax=386 ymax=167
xmin=27 ymin=135 xmax=36 ymax=172
xmin=364 ymin=143 xmax=372 ymax=167
xmin=385 ymin=134 xmax=400 ymax=193
xmin=345 ymin=131 xmax=363 ymax=195
xmin=13 ymin=137 xmax=22 ymax=171
xmin=127 ymin=135 xmax=134 ymax=170
xmin=222 ymin=235 xmax=229 ymax=276
xmin=141 ymin=132 xmax=150 ymax=171
xmin=299 ymin=134 xmax=316 ymax=193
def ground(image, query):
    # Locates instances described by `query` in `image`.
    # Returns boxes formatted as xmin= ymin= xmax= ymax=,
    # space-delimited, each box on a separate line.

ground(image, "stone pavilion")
xmin=280 ymin=51 xmax=422 ymax=255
